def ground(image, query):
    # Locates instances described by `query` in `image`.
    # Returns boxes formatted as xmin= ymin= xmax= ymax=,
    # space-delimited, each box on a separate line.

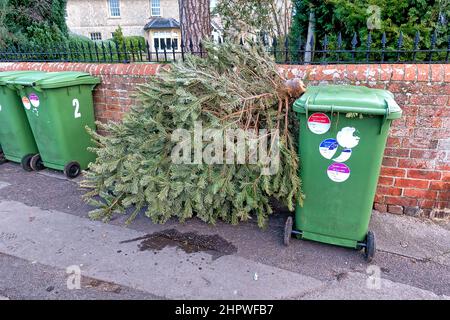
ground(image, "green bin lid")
xmin=293 ymin=85 xmax=402 ymax=120
xmin=0 ymin=71 xmax=46 ymax=85
xmin=7 ymin=71 xmax=100 ymax=89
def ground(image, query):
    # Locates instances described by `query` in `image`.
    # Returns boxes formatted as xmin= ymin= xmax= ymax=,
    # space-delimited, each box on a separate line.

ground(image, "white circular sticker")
xmin=333 ymin=149 xmax=352 ymax=163
xmin=337 ymin=127 xmax=360 ymax=149
xmin=22 ymin=96 xmax=31 ymax=110
xmin=29 ymin=93 xmax=40 ymax=108
xmin=319 ymin=138 xmax=338 ymax=159
xmin=327 ymin=163 xmax=351 ymax=182
xmin=307 ymin=112 xmax=331 ymax=135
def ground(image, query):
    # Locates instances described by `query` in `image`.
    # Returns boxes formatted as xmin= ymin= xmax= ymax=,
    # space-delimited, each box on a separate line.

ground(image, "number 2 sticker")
xmin=72 ymin=99 xmax=81 ymax=118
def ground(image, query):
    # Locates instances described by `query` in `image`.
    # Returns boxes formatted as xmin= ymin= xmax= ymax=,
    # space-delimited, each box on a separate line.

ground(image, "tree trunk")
xmin=304 ymin=5 xmax=315 ymax=63
xmin=179 ymin=0 xmax=211 ymax=55
xmin=284 ymin=0 xmax=288 ymax=37
xmin=270 ymin=1 xmax=282 ymax=38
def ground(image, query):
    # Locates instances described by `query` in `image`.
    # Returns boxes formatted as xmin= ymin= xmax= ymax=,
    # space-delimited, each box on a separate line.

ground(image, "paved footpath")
xmin=0 ymin=162 xmax=449 ymax=300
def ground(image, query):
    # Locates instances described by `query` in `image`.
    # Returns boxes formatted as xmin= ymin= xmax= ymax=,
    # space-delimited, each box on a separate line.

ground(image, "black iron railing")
xmin=277 ymin=31 xmax=449 ymax=64
xmin=0 ymin=31 xmax=449 ymax=64
xmin=0 ymin=40 xmax=189 ymax=64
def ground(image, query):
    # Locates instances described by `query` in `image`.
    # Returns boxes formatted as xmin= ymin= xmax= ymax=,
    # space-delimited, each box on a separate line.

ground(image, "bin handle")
xmin=6 ymin=84 xmax=21 ymax=91
xmin=32 ymin=85 xmax=44 ymax=93
xmin=11 ymin=85 xmax=26 ymax=97
xmin=304 ymin=96 xmax=310 ymax=127
xmin=330 ymin=105 xmax=334 ymax=128
xmin=299 ymin=104 xmax=388 ymax=115
xmin=379 ymin=99 xmax=390 ymax=134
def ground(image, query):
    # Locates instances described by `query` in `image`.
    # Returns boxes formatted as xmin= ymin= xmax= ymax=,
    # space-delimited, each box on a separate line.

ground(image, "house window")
xmin=153 ymin=34 xmax=179 ymax=51
xmin=109 ymin=0 xmax=121 ymax=17
xmin=90 ymin=32 xmax=102 ymax=41
xmin=151 ymin=0 xmax=161 ymax=16
xmin=172 ymin=39 xmax=178 ymax=50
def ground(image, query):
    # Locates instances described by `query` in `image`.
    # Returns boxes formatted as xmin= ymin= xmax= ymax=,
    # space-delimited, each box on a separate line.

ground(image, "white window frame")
xmin=153 ymin=32 xmax=179 ymax=51
xmin=108 ymin=0 xmax=121 ymax=17
xmin=150 ymin=0 xmax=161 ymax=17
xmin=90 ymin=32 xmax=102 ymax=41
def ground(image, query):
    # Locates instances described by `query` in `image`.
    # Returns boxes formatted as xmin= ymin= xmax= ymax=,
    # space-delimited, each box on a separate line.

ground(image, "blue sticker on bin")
xmin=319 ymin=138 xmax=338 ymax=159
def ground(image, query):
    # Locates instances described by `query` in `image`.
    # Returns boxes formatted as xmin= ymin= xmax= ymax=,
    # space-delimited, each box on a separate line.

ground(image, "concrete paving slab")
xmin=370 ymin=213 xmax=450 ymax=266
xmin=0 ymin=200 xmax=324 ymax=300
xmin=0 ymin=181 xmax=10 ymax=190
xmin=0 ymin=252 xmax=160 ymax=300
xmin=302 ymin=272 xmax=449 ymax=300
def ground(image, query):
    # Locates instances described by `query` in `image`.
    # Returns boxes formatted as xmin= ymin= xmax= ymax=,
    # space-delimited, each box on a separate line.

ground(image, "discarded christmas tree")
xmin=82 ymin=41 xmax=306 ymax=228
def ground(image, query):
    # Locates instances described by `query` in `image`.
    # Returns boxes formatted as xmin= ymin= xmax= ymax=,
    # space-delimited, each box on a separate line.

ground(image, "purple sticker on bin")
xmin=29 ymin=93 xmax=40 ymax=108
xmin=327 ymin=162 xmax=350 ymax=182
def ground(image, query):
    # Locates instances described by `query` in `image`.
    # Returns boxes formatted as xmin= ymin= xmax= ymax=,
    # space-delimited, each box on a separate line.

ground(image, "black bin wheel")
xmin=30 ymin=154 xmax=45 ymax=171
xmin=64 ymin=161 xmax=81 ymax=179
xmin=364 ymin=231 xmax=376 ymax=262
xmin=284 ymin=216 xmax=293 ymax=246
xmin=21 ymin=154 xmax=34 ymax=172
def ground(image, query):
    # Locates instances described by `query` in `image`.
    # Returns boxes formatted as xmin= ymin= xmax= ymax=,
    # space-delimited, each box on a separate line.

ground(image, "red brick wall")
xmin=0 ymin=62 xmax=162 ymax=123
xmin=0 ymin=62 xmax=449 ymax=218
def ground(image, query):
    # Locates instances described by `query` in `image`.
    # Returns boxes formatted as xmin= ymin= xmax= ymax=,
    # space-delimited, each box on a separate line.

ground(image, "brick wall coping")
xmin=0 ymin=62 xmax=162 ymax=76
xmin=1 ymin=62 xmax=449 ymax=84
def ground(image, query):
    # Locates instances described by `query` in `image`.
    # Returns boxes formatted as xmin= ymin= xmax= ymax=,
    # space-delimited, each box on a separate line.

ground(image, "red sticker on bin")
xmin=307 ymin=112 xmax=331 ymax=134
xmin=22 ymin=96 xmax=31 ymax=110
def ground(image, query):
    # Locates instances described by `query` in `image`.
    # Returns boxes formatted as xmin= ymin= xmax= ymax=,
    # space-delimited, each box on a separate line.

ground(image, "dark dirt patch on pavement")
xmin=121 ymin=228 xmax=238 ymax=260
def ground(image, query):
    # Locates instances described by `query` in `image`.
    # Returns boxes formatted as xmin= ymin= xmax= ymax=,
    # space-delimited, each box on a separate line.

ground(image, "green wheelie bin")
xmin=0 ymin=71 xmax=46 ymax=171
xmin=8 ymin=72 xmax=100 ymax=178
xmin=285 ymin=85 xmax=402 ymax=262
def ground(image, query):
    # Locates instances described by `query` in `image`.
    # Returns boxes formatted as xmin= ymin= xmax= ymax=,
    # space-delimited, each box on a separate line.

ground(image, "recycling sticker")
xmin=319 ymin=138 xmax=338 ymax=159
xmin=333 ymin=148 xmax=352 ymax=163
xmin=29 ymin=93 xmax=40 ymax=108
xmin=307 ymin=112 xmax=331 ymax=135
xmin=327 ymin=163 xmax=351 ymax=183
xmin=22 ymin=96 xmax=31 ymax=110
xmin=337 ymin=127 xmax=360 ymax=148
